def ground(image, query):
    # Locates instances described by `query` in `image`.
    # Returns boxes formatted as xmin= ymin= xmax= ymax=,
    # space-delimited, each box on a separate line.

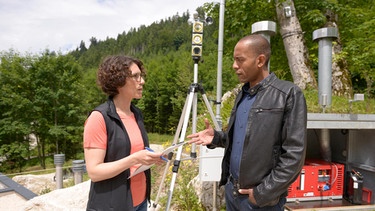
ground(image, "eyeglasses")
xmin=130 ymin=72 xmax=146 ymax=82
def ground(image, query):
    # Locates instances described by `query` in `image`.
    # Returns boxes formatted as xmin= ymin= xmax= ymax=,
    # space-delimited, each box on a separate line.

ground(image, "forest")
xmin=0 ymin=0 xmax=374 ymax=172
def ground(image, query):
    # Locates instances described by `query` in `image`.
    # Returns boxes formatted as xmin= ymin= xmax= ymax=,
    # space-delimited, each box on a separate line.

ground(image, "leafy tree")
xmin=28 ymin=51 xmax=86 ymax=167
xmin=338 ymin=0 xmax=375 ymax=100
xmin=0 ymin=51 xmax=35 ymax=172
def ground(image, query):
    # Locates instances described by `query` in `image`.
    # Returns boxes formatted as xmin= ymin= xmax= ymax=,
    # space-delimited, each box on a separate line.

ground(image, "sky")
xmin=0 ymin=0 xmax=209 ymax=54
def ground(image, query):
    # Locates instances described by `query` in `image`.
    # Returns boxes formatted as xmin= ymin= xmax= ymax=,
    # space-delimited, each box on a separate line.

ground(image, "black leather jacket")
xmin=209 ymin=73 xmax=307 ymax=207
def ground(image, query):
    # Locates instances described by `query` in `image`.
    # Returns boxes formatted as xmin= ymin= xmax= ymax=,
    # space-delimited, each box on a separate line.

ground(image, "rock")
xmin=12 ymin=173 xmax=56 ymax=195
xmin=22 ymin=180 xmax=90 ymax=211
xmin=190 ymin=175 xmax=225 ymax=210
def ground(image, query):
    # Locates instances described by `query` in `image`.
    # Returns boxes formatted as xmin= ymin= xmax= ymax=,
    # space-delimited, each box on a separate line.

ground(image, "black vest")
xmin=86 ymin=98 xmax=151 ymax=211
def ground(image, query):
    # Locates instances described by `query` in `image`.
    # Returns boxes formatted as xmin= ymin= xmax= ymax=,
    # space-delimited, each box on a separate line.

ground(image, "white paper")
xmin=128 ymin=142 xmax=186 ymax=178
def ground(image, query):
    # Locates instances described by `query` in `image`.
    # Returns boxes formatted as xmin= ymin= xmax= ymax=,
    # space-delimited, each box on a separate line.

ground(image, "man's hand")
xmin=238 ymin=188 xmax=257 ymax=205
xmin=187 ymin=118 xmax=214 ymax=146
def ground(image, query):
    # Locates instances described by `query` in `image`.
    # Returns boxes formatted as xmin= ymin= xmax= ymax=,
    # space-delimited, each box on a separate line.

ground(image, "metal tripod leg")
xmin=152 ymin=93 xmax=190 ymax=209
xmin=165 ymin=83 xmax=197 ymax=210
xmin=152 ymin=83 xmax=221 ymax=211
xmin=198 ymin=84 xmax=221 ymax=131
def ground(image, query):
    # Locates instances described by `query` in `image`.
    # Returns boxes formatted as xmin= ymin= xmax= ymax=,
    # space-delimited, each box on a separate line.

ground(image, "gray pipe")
xmin=313 ymin=27 xmax=338 ymax=108
xmin=313 ymin=27 xmax=337 ymax=162
xmin=319 ymin=129 xmax=331 ymax=162
xmin=54 ymin=154 xmax=65 ymax=189
xmin=215 ymin=0 xmax=225 ymax=129
xmin=72 ymin=160 xmax=85 ymax=184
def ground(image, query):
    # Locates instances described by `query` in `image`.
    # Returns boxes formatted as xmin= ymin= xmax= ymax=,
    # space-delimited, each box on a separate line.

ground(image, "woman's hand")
xmin=133 ymin=149 xmax=165 ymax=165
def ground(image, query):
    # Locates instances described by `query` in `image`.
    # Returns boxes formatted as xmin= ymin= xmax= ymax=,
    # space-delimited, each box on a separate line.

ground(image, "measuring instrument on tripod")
xmin=151 ymin=15 xmax=221 ymax=211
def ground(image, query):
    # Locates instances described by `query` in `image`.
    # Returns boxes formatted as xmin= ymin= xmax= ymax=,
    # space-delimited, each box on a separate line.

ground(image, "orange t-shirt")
xmin=84 ymin=111 xmax=146 ymax=206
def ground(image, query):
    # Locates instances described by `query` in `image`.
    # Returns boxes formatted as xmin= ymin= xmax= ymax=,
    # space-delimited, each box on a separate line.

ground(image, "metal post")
xmin=191 ymin=61 xmax=199 ymax=159
xmin=72 ymin=160 xmax=84 ymax=185
xmin=251 ymin=21 xmax=277 ymax=71
xmin=313 ymin=27 xmax=338 ymax=108
xmin=54 ymin=154 xmax=65 ymax=189
xmin=215 ymin=0 xmax=225 ymax=129
xmin=214 ymin=1 xmax=225 ymax=210
xmin=313 ymin=27 xmax=338 ymax=163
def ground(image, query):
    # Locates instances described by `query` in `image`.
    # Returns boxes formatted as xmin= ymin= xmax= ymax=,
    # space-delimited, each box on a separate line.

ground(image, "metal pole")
xmin=215 ymin=0 xmax=225 ymax=129
xmin=191 ymin=62 xmax=199 ymax=158
xmin=312 ymin=27 xmax=338 ymax=108
xmin=54 ymin=154 xmax=65 ymax=189
xmin=214 ymin=2 xmax=225 ymax=209
xmin=313 ymin=27 xmax=338 ymax=163
xmin=72 ymin=160 xmax=84 ymax=185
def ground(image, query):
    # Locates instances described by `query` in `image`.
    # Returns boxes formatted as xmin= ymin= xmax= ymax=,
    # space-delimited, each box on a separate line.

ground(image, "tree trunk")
xmin=275 ymin=0 xmax=317 ymax=90
xmin=365 ymin=76 xmax=374 ymax=112
xmin=36 ymin=135 xmax=45 ymax=169
xmin=331 ymin=37 xmax=353 ymax=98
xmin=325 ymin=10 xmax=353 ymax=98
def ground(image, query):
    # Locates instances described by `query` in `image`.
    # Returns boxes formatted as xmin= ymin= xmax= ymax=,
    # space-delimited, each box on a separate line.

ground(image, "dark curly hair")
xmin=97 ymin=55 xmax=145 ymax=97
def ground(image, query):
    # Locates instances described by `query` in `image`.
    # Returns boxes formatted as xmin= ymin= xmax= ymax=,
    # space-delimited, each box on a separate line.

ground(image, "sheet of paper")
xmin=128 ymin=142 xmax=186 ymax=178
xmin=129 ymin=164 xmax=153 ymax=178
xmin=161 ymin=141 xmax=186 ymax=156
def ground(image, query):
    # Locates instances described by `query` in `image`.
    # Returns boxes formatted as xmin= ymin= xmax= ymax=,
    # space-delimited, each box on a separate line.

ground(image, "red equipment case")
xmin=287 ymin=159 xmax=345 ymax=202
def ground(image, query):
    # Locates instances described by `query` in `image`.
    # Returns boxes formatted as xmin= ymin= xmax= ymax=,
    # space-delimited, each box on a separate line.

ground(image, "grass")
xmin=303 ymin=89 xmax=375 ymax=113
xmin=148 ymin=133 xmax=175 ymax=145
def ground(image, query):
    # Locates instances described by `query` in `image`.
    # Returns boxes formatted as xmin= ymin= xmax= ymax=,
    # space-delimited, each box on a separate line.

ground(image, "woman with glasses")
xmin=84 ymin=55 xmax=164 ymax=210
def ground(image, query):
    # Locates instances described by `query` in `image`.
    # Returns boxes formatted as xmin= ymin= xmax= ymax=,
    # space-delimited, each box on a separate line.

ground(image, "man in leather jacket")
xmin=188 ymin=34 xmax=307 ymax=210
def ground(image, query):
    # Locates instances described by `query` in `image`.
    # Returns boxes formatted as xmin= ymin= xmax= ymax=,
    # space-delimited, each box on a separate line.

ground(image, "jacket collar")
xmin=243 ymin=72 xmax=276 ymax=96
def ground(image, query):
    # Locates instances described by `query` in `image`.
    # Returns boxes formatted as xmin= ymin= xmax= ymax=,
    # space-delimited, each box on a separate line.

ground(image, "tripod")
xmin=152 ymin=57 xmax=221 ymax=211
